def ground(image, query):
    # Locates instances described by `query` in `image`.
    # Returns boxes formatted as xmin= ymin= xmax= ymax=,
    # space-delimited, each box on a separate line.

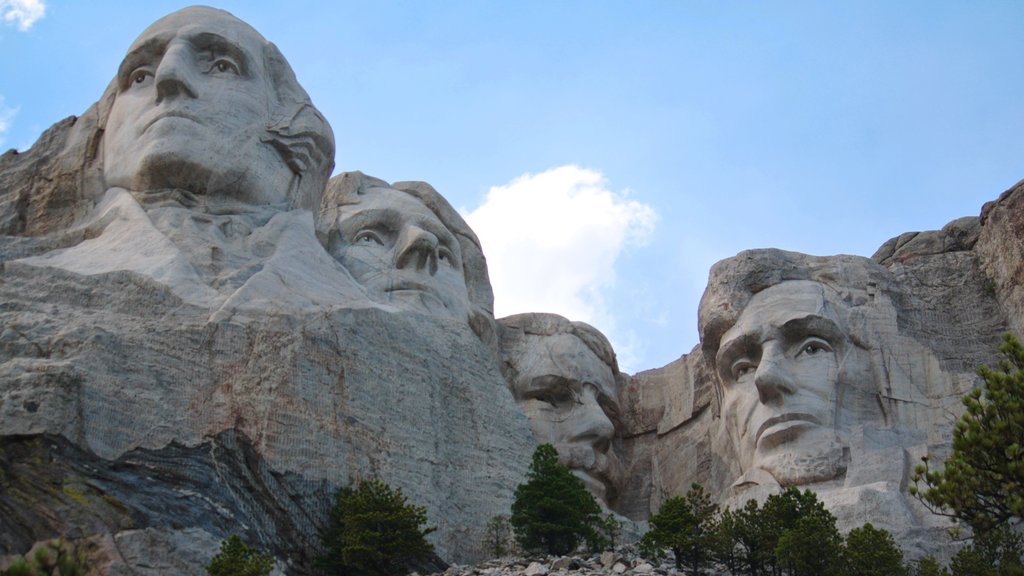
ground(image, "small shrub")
xmin=206 ymin=535 xmax=273 ymax=576
xmin=318 ymin=478 xmax=436 ymax=576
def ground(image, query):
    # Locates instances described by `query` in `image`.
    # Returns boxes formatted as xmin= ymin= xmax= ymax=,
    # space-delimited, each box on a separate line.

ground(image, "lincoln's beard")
xmin=756 ymin=440 xmax=847 ymax=487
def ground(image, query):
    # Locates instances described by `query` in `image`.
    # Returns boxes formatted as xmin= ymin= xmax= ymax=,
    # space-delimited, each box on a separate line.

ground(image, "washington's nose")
xmin=567 ymin=389 xmax=614 ymax=452
xmin=155 ymin=42 xmax=199 ymax=102
xmin=395 ymin=225 xmax=439 ymax=275
xmin=754 ymin=342 xmax=797 ymax=404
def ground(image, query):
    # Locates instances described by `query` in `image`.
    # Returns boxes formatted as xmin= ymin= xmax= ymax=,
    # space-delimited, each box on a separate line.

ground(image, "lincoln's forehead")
xmin=720 ymin=280 xmax=846 ymax=349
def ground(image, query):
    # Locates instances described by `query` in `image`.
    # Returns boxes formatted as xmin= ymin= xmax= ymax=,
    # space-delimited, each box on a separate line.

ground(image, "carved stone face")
xmin=510 ymin=332 xmax=621 ymax=501
xmin=716 ymin=280 xmax=855 ymax=486
xmin=103 ymin=7 xmax=293 ymax=204
xmin=333 ymin=187 xmax=472 ymax=320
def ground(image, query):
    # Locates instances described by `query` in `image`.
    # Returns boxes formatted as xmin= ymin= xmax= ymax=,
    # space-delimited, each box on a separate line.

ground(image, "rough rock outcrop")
xmin=0 ymin=6 xmax=534 ymax=573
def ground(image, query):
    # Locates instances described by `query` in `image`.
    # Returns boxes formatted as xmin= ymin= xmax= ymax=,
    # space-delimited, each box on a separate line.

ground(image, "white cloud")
xmin=1 ymin=0 xmax=45 ymax=31
xmin=0 ymin=95 xmax=18 ymax=150
xmin=464 ymin=165 xmax=656 ymax=371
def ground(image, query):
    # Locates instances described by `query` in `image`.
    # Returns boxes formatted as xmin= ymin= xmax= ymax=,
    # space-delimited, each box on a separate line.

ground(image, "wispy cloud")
xmin=1 ymin=0 xmax=45 ymax=31
xmin=0 ymin=95 xmax=18 ymax=150
xmin=464 ymin=165 xmax=656 ymax=371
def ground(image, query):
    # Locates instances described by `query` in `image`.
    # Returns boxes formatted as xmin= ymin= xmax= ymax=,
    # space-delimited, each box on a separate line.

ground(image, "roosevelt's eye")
xmin=797 ymin=337 xmax=833 ymax=356
xmin=353 ymin=230 xmax=383 ymax=246
xmin=731 ymin=359 xmax=757 ymax=380
xmin=208 ymin=58 xmax=240 ymax=75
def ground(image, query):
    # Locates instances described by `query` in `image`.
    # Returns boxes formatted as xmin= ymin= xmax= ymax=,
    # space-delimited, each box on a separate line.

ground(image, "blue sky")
xmin=3 ymin=1 xmax=1023 ymax=372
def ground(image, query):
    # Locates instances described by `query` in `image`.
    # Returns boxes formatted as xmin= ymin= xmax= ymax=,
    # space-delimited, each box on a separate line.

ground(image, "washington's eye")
xmin=731 ymin=359 xmax=756 ymax=380
xmin=208 ymin=58 xmax=239 ymax=75
xmin=798 ymin=337 xmax=833 ymax=357
xmin=438 ymin=248 xmax=454 ymax=266
xmin=353 ymin=230 xmax=383 ymax=246
xmin=130 ymin=69 xmax=152 ymax=86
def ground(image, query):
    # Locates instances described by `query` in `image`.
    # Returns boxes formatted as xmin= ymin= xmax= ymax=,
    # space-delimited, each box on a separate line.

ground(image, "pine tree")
xmin=510 ymin=444 xmax=603 ymax=556
xmin=318 ymin=478 xmax=436 ymax=576
xmin=911 ymin=333 xmax=1024 ymax=534
xmin=207 ymin=535 xmax=273 ymax=576
xmin=842 ymin=523 xmax=908 ymax=576
xmin=639 ymin=484 xmax=719 ymax=575
xmin=767 ymin=488 xmax=843 ymax=576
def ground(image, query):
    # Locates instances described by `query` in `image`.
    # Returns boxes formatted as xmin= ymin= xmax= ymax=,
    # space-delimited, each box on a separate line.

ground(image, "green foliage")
xmin=0 ymin=540 xmax=87 ymax=576
xmin=206 ymin=535 xmax=273 ymax=576
xmin=775 ymin=512 xmax=843 ymax=576
xmin=639 ymin=483 xmax=718 ymax=574
xmin=916 ymin=556 xmax=950 ymax=576
xmin=949 ymin=526 xmax=1024 ymax=576
xmin=911 ymin=333 xmax=1024 ymax=534
xmin=597 ymin=513 xmax=623 ymax=550
xmin=841 ymin=523 xmax=908 ymax=576
xmin=482 ymin=515 xmax=514 ymax=559
xmin=318 ymin=478 xmax=436 ymax=576
xmin=510 ymin=444 xmax=603 ymax=556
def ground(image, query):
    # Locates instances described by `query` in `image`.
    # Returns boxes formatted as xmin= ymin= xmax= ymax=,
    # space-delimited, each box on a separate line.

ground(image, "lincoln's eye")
xmin=353 ymin=230 xmax=383 ymax=246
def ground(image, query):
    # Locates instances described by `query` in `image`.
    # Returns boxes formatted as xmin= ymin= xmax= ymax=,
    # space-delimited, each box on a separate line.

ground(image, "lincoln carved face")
xmin=102 ymin=7 xmax=321 ymax=206
xmin=715 ymin=280 xmax=877 ymax=487
xmin=508 ymin=330 xmax=622 ymax=502
xmin=331 ymin=186 xmax=473 ymax=321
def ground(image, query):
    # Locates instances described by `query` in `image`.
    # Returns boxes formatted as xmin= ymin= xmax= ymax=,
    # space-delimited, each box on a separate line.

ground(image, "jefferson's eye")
xmin=798 ymin=337 xmax=833 ymax=356
xmin=731 ymin=359 xmax=756 ymax=380
xmin=353 ymin=230 xmax=383 ymax=246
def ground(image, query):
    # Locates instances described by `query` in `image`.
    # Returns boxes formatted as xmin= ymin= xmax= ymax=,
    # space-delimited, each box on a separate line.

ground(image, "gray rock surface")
xmin=0 ymin=6 xmax=535 ymax=574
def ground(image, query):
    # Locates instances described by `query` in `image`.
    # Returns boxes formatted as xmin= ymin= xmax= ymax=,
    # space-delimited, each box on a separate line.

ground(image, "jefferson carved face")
xmin=332 ymin=186 xmax=472 ymax=320
xmin=103 ymin=7 xmax=293 ymax=204
xmin=716 ymin=280 xmax=858 ymax=486
xmin=510 ymin=332 xmax=621 ymax=502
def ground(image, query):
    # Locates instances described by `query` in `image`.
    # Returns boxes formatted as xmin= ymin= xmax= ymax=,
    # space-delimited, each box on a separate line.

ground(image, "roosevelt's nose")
xmin=566 ymin=387 xmax=614 ymax=452
xmin=395 ymin=225 xmax=439 ymax=275
xmin=754 ymin=341 xmax=797 ymax=405
xmin=155 ymin=41 xmax=199 ymax=102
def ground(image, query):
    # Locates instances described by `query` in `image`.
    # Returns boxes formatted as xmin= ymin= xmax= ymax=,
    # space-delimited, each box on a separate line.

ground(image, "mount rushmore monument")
xmin=1 ymin=5 xmax=1022 ymax=574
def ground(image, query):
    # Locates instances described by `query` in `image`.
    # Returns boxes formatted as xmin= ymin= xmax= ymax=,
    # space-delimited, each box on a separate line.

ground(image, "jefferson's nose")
xmin=395 ymin=225 xmax=438 ymax=275
xmin=754 ymin=341 xmax=797 ymax=405
xmin=155 ymin=42 xmax=199 ymax=102
xmin=567 ymin=388 xmax=614 ymax=452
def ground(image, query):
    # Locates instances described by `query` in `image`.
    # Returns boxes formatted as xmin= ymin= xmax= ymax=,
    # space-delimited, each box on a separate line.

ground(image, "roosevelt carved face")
xmin=510 ymin=332 xmax=622 ymax=502
xmin=716 ymin=280 xmax=874 ymax=487
xmin=103 ymin=7 xmax=294 ymax=204
xmin=332 ymin=186 xmax=472 ymax=320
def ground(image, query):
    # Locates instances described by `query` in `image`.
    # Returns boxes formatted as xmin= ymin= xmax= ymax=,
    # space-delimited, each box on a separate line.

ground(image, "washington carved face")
xmin=332 ymin=187 xmax=472 ymax=320
xmin=103 ymin=7 xmax=293 ymax=204
xmin=511 ymin=332 xmax=622 ymax=502
xmin=716 ymin=280 xmax=853 ymax=486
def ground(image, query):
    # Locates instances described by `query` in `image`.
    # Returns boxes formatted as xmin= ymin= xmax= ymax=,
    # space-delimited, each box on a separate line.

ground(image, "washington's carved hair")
xmin=90 ymin=6 xmax=334 ymax=211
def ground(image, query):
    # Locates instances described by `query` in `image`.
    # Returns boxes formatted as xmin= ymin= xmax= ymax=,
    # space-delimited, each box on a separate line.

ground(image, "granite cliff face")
xmin=3 ymin=5 xmax=1024 ymax=574
xmin=0 ymin=6 xmax=533 ymax=574
xmin=616 ymin=182 xmax=1022 ymax=560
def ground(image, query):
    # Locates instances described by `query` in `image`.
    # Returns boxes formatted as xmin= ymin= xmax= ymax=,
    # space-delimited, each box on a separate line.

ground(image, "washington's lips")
xmin=384 ymin=280 xmax=434 ymax=294
xmin=143 ymin=110 xmax=201 ymax=131
xmin=755 ymin=413 xmax=821 ymax=445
